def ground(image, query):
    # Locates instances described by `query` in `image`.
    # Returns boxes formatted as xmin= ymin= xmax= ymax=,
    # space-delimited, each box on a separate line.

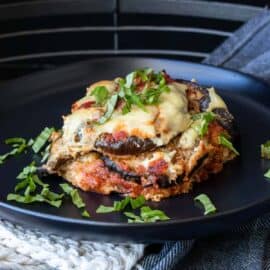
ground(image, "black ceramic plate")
xmin=0 ymin=57 xmax=270 ymax=243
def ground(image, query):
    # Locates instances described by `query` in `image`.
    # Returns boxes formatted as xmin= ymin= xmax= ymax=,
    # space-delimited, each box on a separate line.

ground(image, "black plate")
xmin=0 ymin=57 xmax=270 ymax=243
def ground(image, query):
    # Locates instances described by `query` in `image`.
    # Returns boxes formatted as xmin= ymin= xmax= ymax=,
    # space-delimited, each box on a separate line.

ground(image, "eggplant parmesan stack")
xmin=45 ymin=69 xmax=237 ymax=201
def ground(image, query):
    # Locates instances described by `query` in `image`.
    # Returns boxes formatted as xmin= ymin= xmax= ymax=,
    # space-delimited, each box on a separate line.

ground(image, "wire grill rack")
xmin=0 ymin=0 xmax=266 ymax=80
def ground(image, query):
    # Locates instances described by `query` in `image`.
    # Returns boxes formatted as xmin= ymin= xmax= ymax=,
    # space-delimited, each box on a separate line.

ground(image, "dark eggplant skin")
xmin=37 ymin=167 xmax=50 ymax=177
xmin=176 ymin=79 xmax=211 ymax=112
xmin=102 ymin=156 xmax=183 ymax=188
xmin=95 ymin=133 xmax=156 ymax=155
xmin=101 ymin=156 xmax=141 ymax=183
xmin=156 ymin=175 xmax=172 ymax=188
xmin=212 ymin=108 xmax=235 ymax=136
xmin=199 ymin=89 xmax=210 ymax=112
xmin=188 ymin=82 xmax=211 ymax=112
xmin=176 ymin=79 xmax=236 ymax=136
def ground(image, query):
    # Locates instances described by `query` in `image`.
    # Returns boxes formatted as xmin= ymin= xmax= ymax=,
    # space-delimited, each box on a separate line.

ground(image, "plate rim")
xmin=0 ymin=56 xmax=269 ymax=91
xmin=1 ymin=56 xmax=270 ymax=229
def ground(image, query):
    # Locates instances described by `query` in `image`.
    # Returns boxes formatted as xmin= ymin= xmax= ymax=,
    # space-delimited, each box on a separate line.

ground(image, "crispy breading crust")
xmin=47 ymin=121 xmax=235 ymax=201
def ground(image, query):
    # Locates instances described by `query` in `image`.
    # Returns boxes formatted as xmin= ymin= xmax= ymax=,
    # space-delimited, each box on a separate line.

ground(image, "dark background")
xmin=0 ymin=0 xmax=268 ymax=81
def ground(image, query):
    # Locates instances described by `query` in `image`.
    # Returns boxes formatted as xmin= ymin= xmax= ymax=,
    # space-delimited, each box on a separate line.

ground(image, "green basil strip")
xmin=124 ymin=206 xmax=170 ymax=223
xmin=60 ymin=183 xmax=89 ymax=217
xmin=16 ymin=162 xmax=37 ymax=180
xmin=140 ymin=206 xmax=170 ymax=222
xmin=5 ymin=137 xmax=26 ymax=145
xmin=192 ymin=112 xmax=215 ymax=137
xmin=81 ymin=209 xmax=91 ymax=218
xmin=96 ymin=205 xmax=115 ymax=214
xmin=98 ymin=94 xmax=118 ymax=124
xmin=124 ymin=212 xmax=144 ymax=223
xmin=130 ymin=195 xmax=145 ymax=209
xmin=31 ymin=174 xmax=48 ymax=187
xmin=14 ymin=178 xmax=30 ymax=192
xmin=97 ymin=196 xmax=147 ymax=214
xmin=41 ymin=187 xmax=64 ymax=201
xmin=218 ymin=134 xmax=239 ymax=155
xmin=0 ymin=137 xmax=28 ymax=165
xmin=91 ymin=86 xmax=109 ymax=105
xmin=32 ymin=127 xmax=55 ymax=154
xmin=96 ymin=197 xmax=130 ymax=213
xmin=59 ymin=183 xmax=74 ymax=194
xmin=129 ymin=94 xmax=146 ymax=111
xmin=24 ymin=178 xmax=36 ymax=195
xmin=113 ymin=197 xmax=130 ymax=211
xmin=125 ymin=72 xmax=136 ymax=88
xmin=194 ymin=193 xmax=217 ymax=215
xmin=261 ymin=140 xmax=270 ymax=159
xmin=41 ymin=144 xmax=52 ymax=163
xmin=60 ymin=183 xmax=85 ymax=208
xmin=0 ymin=151 xmax=16 ymax=165
xmin=70 ymin=189 xmax=85 ymax=208
xmin=7 ymin=194 xmax=62 ymax=208
xmin=264 ymin=169 xmax=270 ymax=179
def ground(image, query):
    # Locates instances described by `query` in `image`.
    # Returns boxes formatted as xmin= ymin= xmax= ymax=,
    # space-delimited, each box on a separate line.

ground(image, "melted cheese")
xmin=98 ymin=106 xmax=158 ymax=138
xmin=62 ymin=108 xmax=103 ymax=154
xmin=207 ymin=87 xmax=227 ymax=112
xmin=153 ymin=82 xmax=191 ymax=145
xmin=178 ymin=87 xmax=227 ymax=149
xmin=61 ymin=80 xmax=191 ymax=153
xmin=72 ymin=81 xmax=116 ymax=113
xmin=178 ymin=127 xmax=198 ymax=149
xmin=141 ymin=150 xmax=179 ymax=179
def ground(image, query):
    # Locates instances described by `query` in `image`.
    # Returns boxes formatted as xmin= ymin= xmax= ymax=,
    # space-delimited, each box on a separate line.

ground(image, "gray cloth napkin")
xmin=140 ymin=9 xmax=270 ymax=270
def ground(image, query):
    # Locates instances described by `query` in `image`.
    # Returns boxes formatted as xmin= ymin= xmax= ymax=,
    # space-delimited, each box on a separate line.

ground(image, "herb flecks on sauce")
xmin=91 ymin=69 xmax=172 ymax=124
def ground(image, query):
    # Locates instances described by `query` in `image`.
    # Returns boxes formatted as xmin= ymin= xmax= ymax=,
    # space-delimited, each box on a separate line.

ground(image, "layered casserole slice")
xmin=45 ymin=69 xmax=237 ymax=201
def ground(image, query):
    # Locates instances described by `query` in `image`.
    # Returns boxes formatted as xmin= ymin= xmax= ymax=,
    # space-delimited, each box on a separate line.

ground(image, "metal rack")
xmin=0 ymin=0 xmax=265 ymax=80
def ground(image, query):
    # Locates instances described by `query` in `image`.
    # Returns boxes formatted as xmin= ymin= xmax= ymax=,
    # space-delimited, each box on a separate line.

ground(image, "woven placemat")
xmin=0 ymin=219 xmax=144 ymax=270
